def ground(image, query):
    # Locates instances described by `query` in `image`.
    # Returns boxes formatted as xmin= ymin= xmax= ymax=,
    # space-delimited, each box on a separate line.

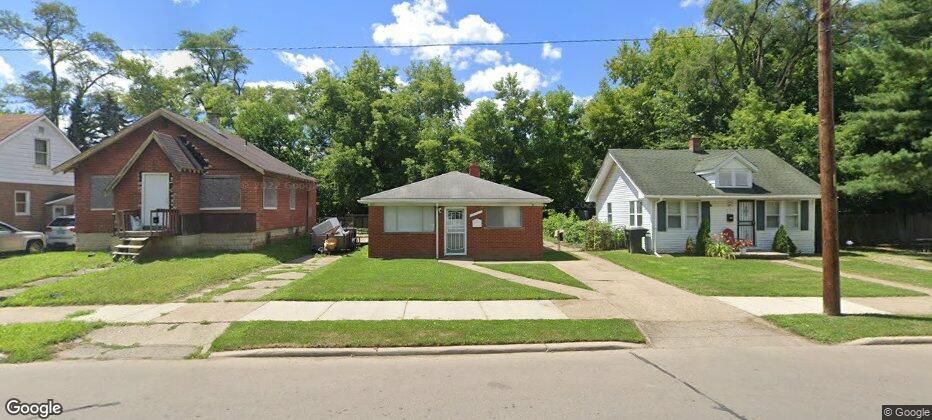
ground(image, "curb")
xmin=209 ymin=341 xmax=644 ymax=358
xmin=842 ymin=336 xmax=932 ymax=346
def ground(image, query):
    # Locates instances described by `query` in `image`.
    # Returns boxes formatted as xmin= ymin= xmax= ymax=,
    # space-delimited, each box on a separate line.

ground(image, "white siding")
xmin=594 ymin=165 xmax=651 ymax=230
xmin=0 ymin=118 xmax=77 ymax=186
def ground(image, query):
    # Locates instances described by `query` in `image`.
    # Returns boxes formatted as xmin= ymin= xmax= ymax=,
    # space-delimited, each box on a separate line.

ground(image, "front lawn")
xmin=268 ymin=250 xmax=572 ymax=301
xmin=477 ymin=263 xmax=592 ymax=290
xmin=2 ymin=238 xmax=309 ymax=306
xmin=764 ymin=314 xmax=932 ymax=344
xmin=0 ymin=321 xmax=102 ymax=363
xmin=795 ymin=253 xmax=931 ymax=289
xmin=0 ymin=252 xmax=111 ymax=290
xmin=541 ymin=250 xmax=579 ymax=261
xmin=594 ymin=251 xmax=920 ymax=297
xmin=210 ymin=319 xmax=644 ymax=351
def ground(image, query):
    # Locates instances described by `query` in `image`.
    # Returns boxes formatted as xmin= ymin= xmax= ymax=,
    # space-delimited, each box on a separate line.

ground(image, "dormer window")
xmin=718 ymin=169 xmax=751 ymax=188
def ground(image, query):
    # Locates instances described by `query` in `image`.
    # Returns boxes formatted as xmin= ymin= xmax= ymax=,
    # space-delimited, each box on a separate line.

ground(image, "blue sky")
xmin=0 ymin=0 xmax=707 ymax=104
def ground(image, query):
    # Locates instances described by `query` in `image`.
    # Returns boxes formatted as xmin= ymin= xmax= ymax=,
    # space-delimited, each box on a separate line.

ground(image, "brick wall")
xmin=367 ymin=205 xmax=544 ymax=260
xmin=0 ymin=181 xmax=73 ymax=231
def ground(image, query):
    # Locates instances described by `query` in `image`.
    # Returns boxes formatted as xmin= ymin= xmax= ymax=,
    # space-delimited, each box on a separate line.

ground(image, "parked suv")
xmin=46 ymin=216 xmax=76 ymax=249
xmin=0 ymin=221 xmax=45 ymax=253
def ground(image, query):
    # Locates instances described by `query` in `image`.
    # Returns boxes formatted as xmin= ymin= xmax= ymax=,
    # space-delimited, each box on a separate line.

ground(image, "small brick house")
xmin=54 ymin=109 xmax=316 ymax=253
xmin=359 ymin=165 xmax=551 ymax=260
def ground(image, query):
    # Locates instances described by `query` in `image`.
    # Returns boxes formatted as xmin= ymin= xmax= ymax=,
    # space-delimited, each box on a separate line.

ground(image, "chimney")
xmin=688 ymin=134 xmax=702 ymax=153
xmin=468 ymin=162 xmax=481 ymax=178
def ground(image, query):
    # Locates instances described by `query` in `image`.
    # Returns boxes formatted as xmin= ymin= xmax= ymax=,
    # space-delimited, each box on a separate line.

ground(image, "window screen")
xmin=384 ymin=207 xmax=435 ymax=232
xmin=606 ymin=203 xmax=612 ymax=224
xmin=718 ymin=170 xmax=734 ymax=187
xmin=667 ymin=200 xmax=682 ymax=229
xmin=784 ymin=201 xmax=799 ymax=228
xmin=289 ymin=186 xmax=297 ymax=210
xmin=200 ymin=176 xmax=241 ymax=209
xmin=263 ymin=179 xmax=278 ymax=209
xmin=685 ymin=201 xmax=700 ymax=229
xmin=734 ymin=171 xmax=751 ymax=187
xmin=90 ymin=176 xmax=114 ymax=210
xmin=766 ymin=201 xmax=780 ymax=228
xmin=34 ymin=139 xmax=49 ymax=166
xmin=487 ymin=207 xmax=522 ymax=228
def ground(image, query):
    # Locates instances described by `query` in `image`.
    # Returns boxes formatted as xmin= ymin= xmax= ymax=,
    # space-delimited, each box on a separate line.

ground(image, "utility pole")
xmin=818 ymin=0 xmax=841 ymax=315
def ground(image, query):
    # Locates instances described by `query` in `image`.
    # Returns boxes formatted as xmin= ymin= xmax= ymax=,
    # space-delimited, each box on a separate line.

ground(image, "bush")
xmin=543 ymin=212 xmax=625 ymax=251
xmin=685 ymin=236 xmax=695 ymax=255
xmin=705 ymin=235 xmax=735 ymax=259
xmin=582 ymin=218 xmax=627 ymax=251
xmin=772 ymin=225 xmax=798 ymax=254
xmin=695 ymin=220 xmax=711 ymax=256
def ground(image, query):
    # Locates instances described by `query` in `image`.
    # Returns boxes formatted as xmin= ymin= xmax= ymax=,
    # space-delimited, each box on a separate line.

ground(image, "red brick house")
xmin=359 ymin=165 xmax=551 ymax=260
xmin=54 ymin=109 xmax=316 ymax=255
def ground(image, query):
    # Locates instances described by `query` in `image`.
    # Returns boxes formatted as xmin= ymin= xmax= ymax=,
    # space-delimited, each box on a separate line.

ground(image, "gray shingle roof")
xmin=359 ymin=171 xmax=552 ymax=203
xmin=152 ymin=131 xmax=204 ymax=172
xmin=607 ymin=149 xmax=820 ymax=197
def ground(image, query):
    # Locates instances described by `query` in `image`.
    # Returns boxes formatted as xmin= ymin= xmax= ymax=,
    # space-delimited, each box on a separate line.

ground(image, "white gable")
xmin=0 ymin=117 xmax=78 ymax=186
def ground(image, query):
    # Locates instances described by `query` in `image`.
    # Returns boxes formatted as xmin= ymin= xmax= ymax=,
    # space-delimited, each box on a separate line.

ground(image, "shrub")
xmin=543 ymin=212 xmax=587 ymax=245
xmin=705 ymin=235 xmax=735 ymax=259
xmin=583 ymin=218 xmax=627 ymax=251
xmin=685 ymin=236 xmax=695 ymax=255
xmin=772 ymin=225 xmax=798 ymax=254
xmin=543 ymin=212 xmax=626 ymax=251
xmin=695 ymin=220 xmax=711 ymax=256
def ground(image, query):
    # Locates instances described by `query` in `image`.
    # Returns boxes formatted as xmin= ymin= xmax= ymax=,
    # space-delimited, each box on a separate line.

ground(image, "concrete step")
xmin=111 ymin=252 xmax=140 ymax=257
xmin=123 ymin=237 xmax=149 ymax=242
xmin=115 ymin=244 xmax=145 ymax=250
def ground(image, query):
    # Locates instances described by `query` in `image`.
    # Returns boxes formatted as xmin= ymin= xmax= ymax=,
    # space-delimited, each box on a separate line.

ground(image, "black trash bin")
xmin=625 ymin=227 xmax=648 ymax=254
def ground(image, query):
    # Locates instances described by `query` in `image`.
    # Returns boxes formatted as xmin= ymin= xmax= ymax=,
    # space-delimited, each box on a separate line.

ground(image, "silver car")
xmin=0 ymin=221 xmax=45 ymax=253
xmin=46 ymin=216 xmax=76 ymax=249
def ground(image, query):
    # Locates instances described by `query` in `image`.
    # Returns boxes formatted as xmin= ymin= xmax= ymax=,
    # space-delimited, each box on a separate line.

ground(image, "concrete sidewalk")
xmin=714 ymin=297 xmax=890 ymax=316
xmin=776 ymin=259 xmax=932 ymax=296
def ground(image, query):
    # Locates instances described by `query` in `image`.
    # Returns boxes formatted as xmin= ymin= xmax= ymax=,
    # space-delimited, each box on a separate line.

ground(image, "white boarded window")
xmin=685 ymin=201 xmax=700 ymax=229
xmin=784 ymin=201 xmax=799 ymax=228
xmin=34 ymin=139 xmax=49 ymax=166
xmin=667 ymin=200 xmax=682 ymax=229
xmin=14 ymin=190 xmax=30 ymax=215
xmin=89 ymin=176 xmax=114 ymax=210
xmin=200 ymin=175 xmax=241 ymax=210
xmin=263 ymin=179 xmax=278 ymax=209
xmin=289 ymin=185 xmax=297 ymax=210
xmin=487 ymin=207 xmax=522 ymax=228
xmin=384 ymin=207 xmax=435 ymax=232
xmin=766 ymin=201 xmax=780 ymax=228
xmin=629 ymin=201 xmax=643 ymax=226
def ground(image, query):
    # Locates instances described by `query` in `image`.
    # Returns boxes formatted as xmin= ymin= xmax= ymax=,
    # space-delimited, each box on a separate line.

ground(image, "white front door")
xmin=444 ymin=207 xmax=466 ymax=256
xmin=141 ymin=173 xmax=170 ymax=228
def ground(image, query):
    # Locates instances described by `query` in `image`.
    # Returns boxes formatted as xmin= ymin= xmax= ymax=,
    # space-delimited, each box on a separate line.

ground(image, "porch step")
xmin=114 ymin=244 xmax=145 ymax=250
xmin=112 ymin=236 xmax=150 ymax=261
xmin=123 ymin=237 xmax=149 ymax=242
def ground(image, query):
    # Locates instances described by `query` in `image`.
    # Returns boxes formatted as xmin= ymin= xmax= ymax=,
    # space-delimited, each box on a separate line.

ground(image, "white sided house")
xmin=0 ymin=114 xmax=79 ymax=230
xmin=586 ymin=137 xmax=820 ymax=254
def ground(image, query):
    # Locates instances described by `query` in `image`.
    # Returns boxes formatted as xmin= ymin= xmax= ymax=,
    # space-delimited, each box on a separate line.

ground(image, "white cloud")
xmin=171 ymin=0 xmax=200 ymax=5
xmin=244 ymin=80 xmax=297 ymax=89
xmin=277 ymin=52 xmax=335 ymax=75
xmin=0 ymin=57 xmax=15 ymax=84
xmin=463 ymin=63 xmax=556 ymax=95
xmin=457 ymin=96 xmax=503 ymax=124
xmin=679 ymin=0 xmax=708 ymax=7
xmin=372 ymin=0 xmax=505 ymax=67
xmin=474 ymin=49 xmax=503 ymax=65
xmin=541 ymin=42 xmax=562 ymax=61
xmin=120 ymin=50 xmax=197 ymax=77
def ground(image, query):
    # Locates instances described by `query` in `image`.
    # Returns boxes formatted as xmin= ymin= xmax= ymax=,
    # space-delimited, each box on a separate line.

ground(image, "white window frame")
xmin=52 ymin=205 xmax=68 ymax=218
xmin=14 ymin=190 xmax=30 ymax=216
xmin=765 ymin=201 xmax=781 ymax=228
xmin=34 ymin=138 xmax=50 ymax=167
xmin=89 ymin=175 xmax=115 ymax=211
xmin=606 ymin=203 xmax=612 ymax=224
xmin=629 ymin=200 xmax=643 ymax=227
xmin=685 ymin=201 xmax=700 ymax=229
xmin=666 ymin=200 xmax=682 ymax=229
xmin=263 ymin=179 xmax=278 ymax=210
xmin=384 ymin=206 xmax=435 ymax=233
xmin=717 ymin=169 xmax=752 ymax=188
xmin=784 ymin=201 xmax=799 ymax=228
xmin=289 ymin=185 xmax=297 ymax=210
xmin=487 ymin=206 xmax=523 ymax=228
xmin=199 ymin=175 xmax=242 ymax=211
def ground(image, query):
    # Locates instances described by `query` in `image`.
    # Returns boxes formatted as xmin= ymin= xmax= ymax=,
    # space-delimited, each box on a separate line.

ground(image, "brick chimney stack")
xmin=688 ymin=134 xmax=702 ymax=153
xmin=468 ymin=162 xmax=481 ymax=178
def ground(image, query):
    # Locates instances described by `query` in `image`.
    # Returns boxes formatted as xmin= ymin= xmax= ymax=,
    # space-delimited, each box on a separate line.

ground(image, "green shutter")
xmin=800 ymin=200 xmax=809 ymax=231
xmin=701 ymin=201 xmax=711 ymax=225
xmin=756 ymin=201 xmax=765 ymax=231
xmin=657 ymin=201 xmax=667 ymax=231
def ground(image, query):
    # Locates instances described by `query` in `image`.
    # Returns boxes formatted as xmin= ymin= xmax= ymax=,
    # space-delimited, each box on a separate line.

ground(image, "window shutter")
xmin=701 ymin=201 xmax=711 ymax=225
xmin=657 ymin=201 xmax=667 ymax=232
xmin=800 ymin=200 xmax=810 ymax=231
xmin=756 ymin=201 xmax=765 ymax=231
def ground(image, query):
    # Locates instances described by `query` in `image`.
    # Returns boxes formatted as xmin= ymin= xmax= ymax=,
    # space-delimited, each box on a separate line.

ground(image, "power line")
xmin=0 ymin=34 xmax=726 ymax=53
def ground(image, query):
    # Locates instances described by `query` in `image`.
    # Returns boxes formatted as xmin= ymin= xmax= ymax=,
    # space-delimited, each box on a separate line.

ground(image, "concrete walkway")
xmin=714 ymin=297 xmax=889 ymax=316
xmin=443 ymin=260 xmax=604 ymax=300
xmin=776 ymin=259 xmax=932 ymax=295
xmin=553 ymin=252 xmax=812 ymax=348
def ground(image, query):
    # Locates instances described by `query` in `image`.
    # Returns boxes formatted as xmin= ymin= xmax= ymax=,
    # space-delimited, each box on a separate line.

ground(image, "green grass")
xmin=0 ymin=321 xmax=102 ymax=363
xmin=0 ymin=251 xmax=111 ymax=290
xmin=210 ymin=319 xmax=644 ymax=351
xmin=477 ymin=263 xmax=592 ymax=290
xmin=1 ymin=238 xmax=310 ymax=307
xmin=795 ymin=254 xmax=931 ymax=289
xmin=541 ymin=250 xmax=579 ymax=261
xmin=268 ymin=250 xmax=572 ymax=301
xmin=764 ymin=314 xmax=932 ymax=343
xmin=594 ymin=250 xmax=921 ymax=297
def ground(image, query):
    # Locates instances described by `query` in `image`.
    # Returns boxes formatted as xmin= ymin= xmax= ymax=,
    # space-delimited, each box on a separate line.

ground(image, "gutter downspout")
xmin=651 ymin=197 xmax=662 ymax=258
xmin=435 ymin=203 xmax=440 ymax=260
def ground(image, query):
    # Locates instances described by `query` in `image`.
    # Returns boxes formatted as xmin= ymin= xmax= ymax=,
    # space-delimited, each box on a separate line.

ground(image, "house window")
xmin=89 ymin=176 xmax=114 ymax=210
xmin=14 ymin=191 xmax=30 ymax=216
xmin=200 ymin=175 xmax=241 ymax=210
xmin=765 ymin=201 xmax=780 ymax=228
xmin=629 ymin=201 xmax=643 ymax=226
xmin=487 ymin=207 xmax=522 ymax=228
xmin=685 ymin=201 xmax=700 ymax=229
xmin=263 ymin=179 xmax=278 ymax=210
xmin=718 ymin=170 xmax=751 ymax=188
xmin=289 ymin=185 xmax=297 ymax=210
xmin=53 ymin=205 xmax=68 ymax=218
xmin=667 ymin=200 xmax=682 ymax=229
xmin=34 ymin=139 xmax=49 ymax=166
xmin=384 ymin=207 xmax=435 ymax=232
xmin=784 ymin=201 xmax=799 ymax=228
xmin=606 ymin=203 xmax=612 ymax=224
